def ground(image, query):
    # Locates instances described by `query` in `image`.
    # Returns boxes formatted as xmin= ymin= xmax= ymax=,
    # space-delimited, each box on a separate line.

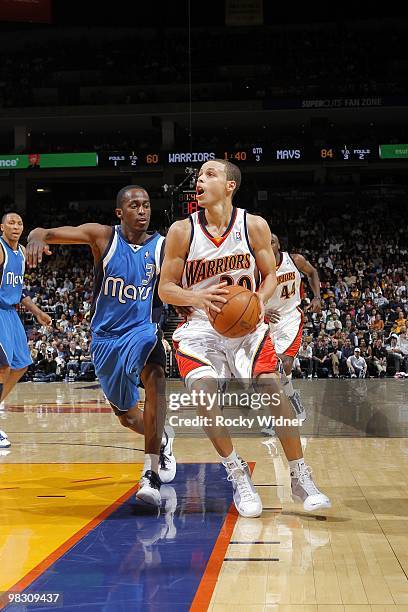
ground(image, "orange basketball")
xmin=210 ymin=285 xmax=261 ymax=338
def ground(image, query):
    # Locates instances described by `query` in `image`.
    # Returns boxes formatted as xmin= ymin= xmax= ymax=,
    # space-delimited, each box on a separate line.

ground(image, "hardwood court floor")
xmin=0 ymin=381 xmax=407 ymax=611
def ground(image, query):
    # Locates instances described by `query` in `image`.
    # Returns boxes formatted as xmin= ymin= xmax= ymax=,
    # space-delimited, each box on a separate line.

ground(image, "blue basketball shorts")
xmin=0 ymin=308 xmax=32 ymax=370
xmin=91 ymin=324 xmax=166 ymax=413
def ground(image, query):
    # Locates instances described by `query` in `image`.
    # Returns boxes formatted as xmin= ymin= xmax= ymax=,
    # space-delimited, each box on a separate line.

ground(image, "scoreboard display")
xmin=97 ymin=145 xmax=379 ymax=168
xmin=318 ymin=145 xmax=374 ymax=162
xmin=97 ymin=152 xmax=159 ymax=167
xmin=97 ymin=147 xmax=306 ymax=167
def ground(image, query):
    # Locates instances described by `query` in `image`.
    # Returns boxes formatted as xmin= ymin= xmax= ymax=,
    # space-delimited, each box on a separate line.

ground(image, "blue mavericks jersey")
xmin=91 ymin=226 xmax=165 ymax=336
xmin=0 ymin=236 xmax=25 ymax=309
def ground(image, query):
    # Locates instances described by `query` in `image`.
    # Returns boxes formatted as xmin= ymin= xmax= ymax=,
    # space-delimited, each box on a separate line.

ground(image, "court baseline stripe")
xmin=230 ymin=541 xmax=280 ymax=544
xmin=189 ymin=507 xmax=239 ymax=612
xmin=254 ymin=483 xmax=280 ymax=486
xmin=189 ymin=461 xmax=256 ymax=611
xmin=224 ymin=557 xmax=279 ymax=561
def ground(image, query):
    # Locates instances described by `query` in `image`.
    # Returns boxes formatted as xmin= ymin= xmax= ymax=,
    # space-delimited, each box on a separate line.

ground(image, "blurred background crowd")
xmin=1 ymin=3 xmax=407 ymax=383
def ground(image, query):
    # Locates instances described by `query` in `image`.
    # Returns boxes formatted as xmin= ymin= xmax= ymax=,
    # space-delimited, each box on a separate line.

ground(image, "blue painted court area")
xmin=7 ymin=464 xmax=232 ymax=612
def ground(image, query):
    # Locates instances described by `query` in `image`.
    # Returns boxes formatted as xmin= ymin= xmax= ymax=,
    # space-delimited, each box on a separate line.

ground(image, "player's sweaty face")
xmin=1 ymin=214 xmax=24 ymax=241
xmin=120 ymin=189 xmax=151 ymax=230
xmin=196 ymin=161 xmax=228 ymax=206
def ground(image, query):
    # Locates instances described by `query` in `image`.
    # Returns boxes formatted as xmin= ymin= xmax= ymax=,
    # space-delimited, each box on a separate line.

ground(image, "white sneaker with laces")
xmin=223 ymin=457 xmax=262 ymax=518
xmin=159 ymin=424 xmax=176 ymax=483
xmin=0 ymin=430 xmax=10 ymax=449
xmin=291 ymin=464 xmax=331 ymax=512
xmin=135 ymin=470 xmax=162 ymax=508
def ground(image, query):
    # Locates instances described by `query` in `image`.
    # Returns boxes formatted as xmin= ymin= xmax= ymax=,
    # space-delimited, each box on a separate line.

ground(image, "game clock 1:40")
xmin=223 ymin=148 xmax=264 ymax=163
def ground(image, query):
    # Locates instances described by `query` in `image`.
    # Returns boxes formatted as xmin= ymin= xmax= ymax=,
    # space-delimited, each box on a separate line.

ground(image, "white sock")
xmin=289 ymin=457 xmax=306 ymax=477
xmin=219 ymin=448 xmax=239 ymax=465
xmin=143 ymin=453 xmax=159 ymax=475
xmin=283 ymin=373 xmax=295 ymax=398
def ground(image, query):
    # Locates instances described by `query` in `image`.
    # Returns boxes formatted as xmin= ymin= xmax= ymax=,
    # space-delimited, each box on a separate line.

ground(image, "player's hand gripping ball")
xmin=210 ymin=285 xmax=261 ymax=338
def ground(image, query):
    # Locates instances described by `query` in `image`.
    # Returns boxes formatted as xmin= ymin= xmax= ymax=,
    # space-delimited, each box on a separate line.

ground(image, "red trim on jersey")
xmin=198 ymin=206 xmax=237 ymax=248
xmin=252 ymin=332 xmax=278 ymax=376
xmin=283 ymin=308 xmax=304 ymax=357
xmin=174 ymin=348 xmax=210 ymax=379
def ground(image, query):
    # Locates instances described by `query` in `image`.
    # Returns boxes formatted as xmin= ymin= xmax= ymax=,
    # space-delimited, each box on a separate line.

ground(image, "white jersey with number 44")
xmin=265 ymin=251 xmax=302 ymax=316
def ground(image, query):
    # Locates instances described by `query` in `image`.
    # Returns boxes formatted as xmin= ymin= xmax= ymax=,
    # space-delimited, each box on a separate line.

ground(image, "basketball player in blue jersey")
xmin=159 ymin=160 xmax=330 ymax=516
xmin=26 ymin=186 xmax=176 ymax=508
xmin=0 ymin=212 xmax=52 ymax=448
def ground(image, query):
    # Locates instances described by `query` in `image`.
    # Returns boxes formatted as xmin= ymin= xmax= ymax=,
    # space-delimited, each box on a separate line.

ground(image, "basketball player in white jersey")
xmin=159 ymin=159 xmax=330 ymax=516
xmin=265 ymin=233 xmax=321 ymax=422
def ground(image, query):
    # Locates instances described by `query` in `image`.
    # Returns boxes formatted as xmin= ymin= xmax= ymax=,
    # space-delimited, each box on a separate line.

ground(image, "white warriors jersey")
xmin=182 ymin=207 xmax=257 ymax=320
xmin=265 ymin=251 xmax=303 ymax=316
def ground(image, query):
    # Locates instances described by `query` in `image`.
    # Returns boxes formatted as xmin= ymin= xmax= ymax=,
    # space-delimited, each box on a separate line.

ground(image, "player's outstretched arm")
xmin=26 ymin=223 xmax=111 ymax=267
xmin=291 ymin=253 xmax=321 ymax=312
xmin=247 ymin=214 xmax=277 ymax=306
xmin=158 ymin=220 xmax=228 ymax=312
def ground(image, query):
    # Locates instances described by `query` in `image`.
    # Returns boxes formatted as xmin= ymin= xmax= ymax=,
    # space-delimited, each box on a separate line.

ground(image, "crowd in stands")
xmin=1 ymin=20 xmax=407 ymax=109
xmin=20 ymin=246 xmax=96 ymax=382
xmin=263 ymin=197 xmax=408 ymax=379
xmin=12 ymin=195 xmax=407 ymax=382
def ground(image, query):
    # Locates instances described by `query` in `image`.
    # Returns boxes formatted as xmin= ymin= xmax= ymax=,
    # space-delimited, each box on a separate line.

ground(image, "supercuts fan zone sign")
xmin=0 ymin=0 xmax=51 ymax=23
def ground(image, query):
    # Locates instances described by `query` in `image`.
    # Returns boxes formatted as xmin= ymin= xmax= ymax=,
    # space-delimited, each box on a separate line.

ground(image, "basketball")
xmin=210 ymin=285 xmax=261 ymax=338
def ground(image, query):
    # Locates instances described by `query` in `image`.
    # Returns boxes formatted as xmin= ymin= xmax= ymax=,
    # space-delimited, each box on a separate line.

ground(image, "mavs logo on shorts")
xmin=91 ymin=226 xmax=165 ymax=336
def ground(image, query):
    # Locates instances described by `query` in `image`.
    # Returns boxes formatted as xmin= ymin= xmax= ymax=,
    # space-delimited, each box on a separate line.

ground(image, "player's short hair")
xmin=214 ymin=159 xmax=241 ymax=198
xmin=1 ymin=211 xmax=21 ymax=224
xmin=116 ymin=185 xmax=148 ymax=209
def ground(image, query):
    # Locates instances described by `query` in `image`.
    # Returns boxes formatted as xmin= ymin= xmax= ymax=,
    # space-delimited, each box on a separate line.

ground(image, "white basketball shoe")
xmin=223 ymin=456 xmax=262 ymax=518
xmin=0 ymin=430 xmax=10 ymax=448
xmin=135 ymin=470 xmax=162 ymax=508
xmin=291 ymin=463 xmax=331 ymax=511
